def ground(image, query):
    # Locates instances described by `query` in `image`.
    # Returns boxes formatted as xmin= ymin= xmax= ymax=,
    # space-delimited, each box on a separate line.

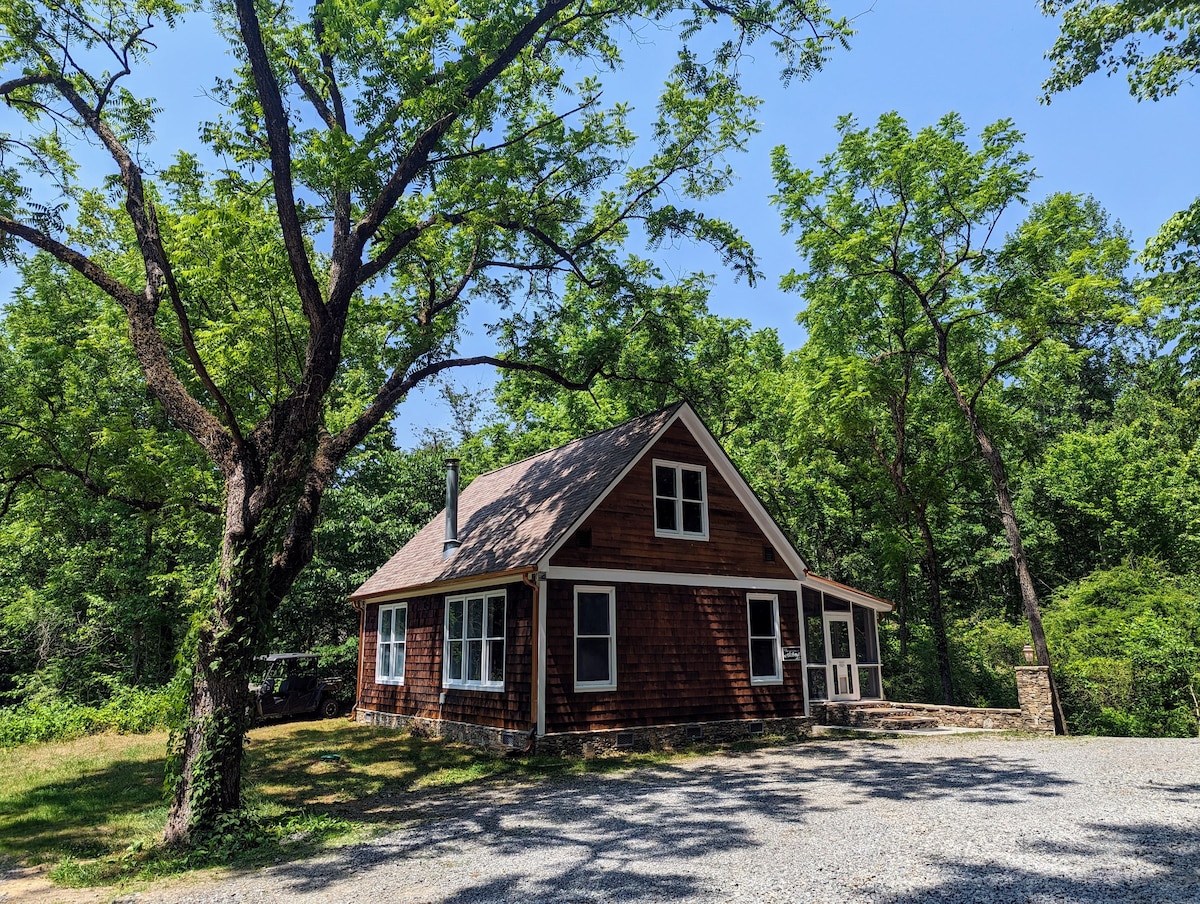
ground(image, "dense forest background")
xmin=3 ymin=115 xmax=1198 ymax=738
xmin=2 ymin=1 xmax=1199 ymax=746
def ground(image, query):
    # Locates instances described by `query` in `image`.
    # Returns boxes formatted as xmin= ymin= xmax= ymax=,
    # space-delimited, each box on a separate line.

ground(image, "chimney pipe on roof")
xmin=443 ymin=458 xmax=461 ymax=558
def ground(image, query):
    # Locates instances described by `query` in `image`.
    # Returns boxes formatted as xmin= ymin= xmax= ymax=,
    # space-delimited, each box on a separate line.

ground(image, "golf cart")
xmin=248 ymin=653 xmax=345 ymax=722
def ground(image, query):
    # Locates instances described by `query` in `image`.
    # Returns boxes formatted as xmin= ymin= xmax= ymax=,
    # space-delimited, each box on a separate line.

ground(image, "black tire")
xmin=319 ymin=696 xmax=339 ymax=719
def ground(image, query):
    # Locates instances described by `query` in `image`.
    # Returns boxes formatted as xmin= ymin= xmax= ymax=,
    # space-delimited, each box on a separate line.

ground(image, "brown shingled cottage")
xmin=350 ymin=402 xmax=891 ymax=753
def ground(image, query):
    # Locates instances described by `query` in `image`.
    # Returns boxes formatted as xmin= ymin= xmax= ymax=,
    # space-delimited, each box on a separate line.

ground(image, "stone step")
xmin=878 ymin=715 xmax=941 ymax=731
xmin=847 ymin=707 xmax=914 ymax=725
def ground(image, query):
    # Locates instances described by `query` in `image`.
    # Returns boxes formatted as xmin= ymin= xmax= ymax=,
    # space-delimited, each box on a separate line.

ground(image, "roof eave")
xmin=803 ymin=571 xmax=895 ymax=612
xmin=349 ymin=565 xmax=539 ymax=604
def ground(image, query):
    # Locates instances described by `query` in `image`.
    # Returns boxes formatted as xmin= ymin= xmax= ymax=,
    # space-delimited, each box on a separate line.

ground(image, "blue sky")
xmin=4 ymin=1 xmax=1197 ymax=444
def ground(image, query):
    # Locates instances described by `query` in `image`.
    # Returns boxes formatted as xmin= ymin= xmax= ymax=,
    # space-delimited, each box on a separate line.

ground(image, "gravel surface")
xmin=124 ymin=734 xmax=1198 ymax=903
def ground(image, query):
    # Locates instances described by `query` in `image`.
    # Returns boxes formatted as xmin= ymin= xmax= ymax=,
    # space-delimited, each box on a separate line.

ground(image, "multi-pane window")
xmin=376 ymin=603 xmax=407 ymax=685
xmin=653 ymin=460 xmax=708 ymax=538
xmin=574 ymin=586 xmax=616 ymax=691
xmin=747 ymin=594 xmax=782 ymax=684
xmin=444 ymin=592 xmax=506 ymax=690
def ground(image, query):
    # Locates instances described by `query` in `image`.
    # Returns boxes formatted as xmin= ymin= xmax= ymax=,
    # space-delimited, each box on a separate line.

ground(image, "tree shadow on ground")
xmin=254 ymin=738 xmax=1082 ymax=901
xmin=0 ymin=751 xmax=167 ymax=861
xmin=776 ymin=738 xmax=1077 ymax=805
xmin=872 ymin=816 xmax=1200 ymax=903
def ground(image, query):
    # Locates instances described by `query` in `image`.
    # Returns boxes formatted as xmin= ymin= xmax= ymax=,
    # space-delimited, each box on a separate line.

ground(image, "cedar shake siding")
xmin=543 ymin=580 xmax=804 ymax=732
xmin=359 ymin=581 xmax=534 ymax=731
xmin=550 ymin=420 xmax=795 ymax=579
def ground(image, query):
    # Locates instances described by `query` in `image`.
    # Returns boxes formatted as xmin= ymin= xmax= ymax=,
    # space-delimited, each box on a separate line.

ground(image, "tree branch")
xmin=232 ymin=0 xmax=327 ymax=331
xmin=348 ymin=0 xmax=575 ymax=263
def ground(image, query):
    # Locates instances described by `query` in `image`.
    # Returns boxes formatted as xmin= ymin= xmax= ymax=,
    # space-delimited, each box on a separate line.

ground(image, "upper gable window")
xmin=653 ymin=460 xmax=708 ymax=539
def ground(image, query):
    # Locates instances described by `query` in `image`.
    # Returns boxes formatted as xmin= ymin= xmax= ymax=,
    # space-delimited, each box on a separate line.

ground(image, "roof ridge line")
xmin=466 ymin=401 xmax=686 ymax=479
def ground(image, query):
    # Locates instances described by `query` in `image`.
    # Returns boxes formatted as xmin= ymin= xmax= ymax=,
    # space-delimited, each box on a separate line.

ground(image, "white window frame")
xmin=652 ymin=459 xmax=709 ymax=540
xmin=574 ymin=585 xmax=617 ymax=692
xmin=376 ymin=602 xmax=408 ymax=686
xmin=443 ymin=590 xmax=506 ymax=692
xmin=747 ymin=593 xmax=783 ymax=686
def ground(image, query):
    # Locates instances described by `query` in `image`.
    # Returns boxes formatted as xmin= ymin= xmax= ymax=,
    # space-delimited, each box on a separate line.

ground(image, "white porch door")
xmin=825 ymin=613 xmax=859 ymax=701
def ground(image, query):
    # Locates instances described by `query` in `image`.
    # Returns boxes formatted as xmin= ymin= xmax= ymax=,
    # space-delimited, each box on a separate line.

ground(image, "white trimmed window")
xmin=747 ymin=594 xmax=783 ymax=685
xmin=574 ymin=586 xmax=616 ymax=691
xmin=444 ymin=591 xmax=506 ymax=691
xmin=376 ymin=602 xmax=407 ymax=685
xmin=653 ymin=460 xmax=708 ymax=539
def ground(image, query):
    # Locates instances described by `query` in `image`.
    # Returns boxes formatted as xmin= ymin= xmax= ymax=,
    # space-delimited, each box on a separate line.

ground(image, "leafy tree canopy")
xmin=0 ymin=0 xmax=854 ymax=842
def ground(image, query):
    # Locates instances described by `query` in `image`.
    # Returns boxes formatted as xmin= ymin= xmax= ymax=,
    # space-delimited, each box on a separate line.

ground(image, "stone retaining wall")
xmin=356 ymin=708 xmax=815 ymax=755
xmin=814 ymin=664 xmax=1058 ymax=734
xmin=821 ymin=700 xmax=1026 ymax=731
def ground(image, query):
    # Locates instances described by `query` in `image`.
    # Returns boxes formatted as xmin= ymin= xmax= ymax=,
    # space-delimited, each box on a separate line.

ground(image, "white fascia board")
xmin=803 ymin=573 xmax=895 ymax=612
xmin=356 ymin=573 xmax=528 ymax=603
xmin=541 ymin=402 xmax=810 ymax=581
xmin=546 ymin=566 xmax=802 ymax=593
xmin=675 ymin=405 xmax=809 ymax=579
xmin=536 ymin=555 xmax=549 ymax=737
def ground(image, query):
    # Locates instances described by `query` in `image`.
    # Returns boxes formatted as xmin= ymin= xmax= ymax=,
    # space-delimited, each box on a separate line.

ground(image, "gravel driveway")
xmin=128 ymin=734 xmax=1198 ymax=903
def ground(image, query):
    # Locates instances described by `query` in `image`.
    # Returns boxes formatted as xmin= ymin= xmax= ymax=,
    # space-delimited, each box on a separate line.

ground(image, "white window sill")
xmin=750 ymin=676 xmax=784 ymax=686
xmin=574 ymin=682 xmax=617 ymax=693
xmin=443 ymin=682 xmax=506 ymax=693
xmin=653 ymin=529 xmax=709 ymax=541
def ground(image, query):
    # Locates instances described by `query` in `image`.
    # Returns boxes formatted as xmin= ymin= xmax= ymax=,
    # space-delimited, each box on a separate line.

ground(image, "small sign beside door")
xmin=782 ymin=646 xmax=804 ymax=662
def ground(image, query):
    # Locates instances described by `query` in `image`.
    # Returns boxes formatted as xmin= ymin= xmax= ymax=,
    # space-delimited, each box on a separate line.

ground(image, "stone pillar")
xmin=1015 ymin=666 xmax=1056 ymax=734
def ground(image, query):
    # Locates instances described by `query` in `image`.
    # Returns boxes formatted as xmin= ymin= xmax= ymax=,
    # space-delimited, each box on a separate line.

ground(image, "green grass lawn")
xmin=0 ymin=717 xmax=698 ymax=889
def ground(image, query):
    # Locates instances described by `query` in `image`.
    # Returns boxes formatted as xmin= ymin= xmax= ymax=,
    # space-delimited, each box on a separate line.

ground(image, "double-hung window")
xmin=376 ymin=602 xmax=407 ymax=685
xmin=747 ymin=594 xmax=783 ymax=685
xmin=653 ymin=460 xmax=708 ymax=539
xmin=444 ymin=591 xmax=506 ymax=690
xmin=574 ymin=586 xmax=616 ymax=691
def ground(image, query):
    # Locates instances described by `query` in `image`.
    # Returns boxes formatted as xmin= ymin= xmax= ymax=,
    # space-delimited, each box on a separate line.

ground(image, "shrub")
xmin=0 ymin=683 xmax=175 ymax=747
xmin=1045 ymin=564 xmax=1200 ymax=737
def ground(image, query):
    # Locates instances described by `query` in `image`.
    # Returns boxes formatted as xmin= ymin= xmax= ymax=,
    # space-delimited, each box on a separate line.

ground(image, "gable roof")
xmin=350 ymin=404 xmax=683 ymax=601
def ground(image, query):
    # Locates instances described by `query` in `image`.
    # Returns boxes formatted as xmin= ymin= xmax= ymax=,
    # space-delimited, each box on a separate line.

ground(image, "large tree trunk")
xmin=162 ymin=528 xmax=269 ymax=844
xmin=873 ymin=424 xmax=955 ymax=705
xmin=914 ymin=510 xmax=955 ymax=706
xmin=162 ymin=456 xmax=328 ymax=846
xmin=937 ymin=365 xmax=1068 ymax=734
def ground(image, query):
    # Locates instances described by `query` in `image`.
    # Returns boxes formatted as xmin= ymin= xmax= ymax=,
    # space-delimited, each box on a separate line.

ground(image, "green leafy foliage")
xmin=1044 ymin=564 xmax=1200 ymax=737
xmin=1 ymin=0 xmax=856 ymax=837
xmin=0 ymin=683 xmax=176 ymax=746
xmin=1042 ymin=1 xmax=1200 ymax=102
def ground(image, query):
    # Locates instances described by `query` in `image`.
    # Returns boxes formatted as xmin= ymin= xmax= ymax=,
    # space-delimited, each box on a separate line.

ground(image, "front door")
xmin=825 ymin=613 xmax=858 ymax=701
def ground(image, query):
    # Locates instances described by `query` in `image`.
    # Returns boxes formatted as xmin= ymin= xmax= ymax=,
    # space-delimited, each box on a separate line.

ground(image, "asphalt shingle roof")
xmin=351 ymin=403 xmax=683 ymax=600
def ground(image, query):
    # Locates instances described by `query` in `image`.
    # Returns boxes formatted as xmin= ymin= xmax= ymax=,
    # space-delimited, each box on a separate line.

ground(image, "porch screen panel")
xmin=853 ymin=604 xmax=882 ymax=699
xmin=803 ymin=588 xmax=826 ymax=699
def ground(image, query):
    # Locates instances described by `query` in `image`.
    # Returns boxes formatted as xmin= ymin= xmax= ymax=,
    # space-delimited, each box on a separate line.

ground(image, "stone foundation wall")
xmin=1015 ymin=666 xmax=1056 ymax=734
xmin=356 ymin=709 xmax=535 ymax=751
xmin=536 ymin=716 xmax=815 ymax=757
xmin=357 ymin=708 xmax=814 ymax=756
